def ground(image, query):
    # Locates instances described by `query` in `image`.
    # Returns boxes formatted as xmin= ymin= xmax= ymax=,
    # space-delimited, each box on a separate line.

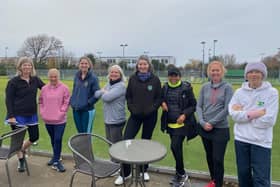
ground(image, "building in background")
xmin=99 ymin=55 xmax=176 ymax=68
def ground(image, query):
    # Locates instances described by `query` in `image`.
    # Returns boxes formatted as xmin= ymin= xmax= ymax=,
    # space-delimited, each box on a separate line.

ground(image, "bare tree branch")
xmin=17 ymin=34 xmax=63 ymax=64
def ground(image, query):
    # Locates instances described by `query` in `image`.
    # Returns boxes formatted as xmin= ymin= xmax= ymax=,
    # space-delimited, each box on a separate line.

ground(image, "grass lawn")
xmin=0 ymin=77 xmax=279 ymax=181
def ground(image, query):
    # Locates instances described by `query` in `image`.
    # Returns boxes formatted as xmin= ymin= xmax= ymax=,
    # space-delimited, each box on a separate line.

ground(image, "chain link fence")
xmin=4 ymin=68 xmax=280 ymax=85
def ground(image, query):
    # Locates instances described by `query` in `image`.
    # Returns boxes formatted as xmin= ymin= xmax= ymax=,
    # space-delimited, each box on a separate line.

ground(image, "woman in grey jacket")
xmin=196 ymin=60 xmax=233 ymax=187
xmin=95 ymin=64 xmax=126 ymax=143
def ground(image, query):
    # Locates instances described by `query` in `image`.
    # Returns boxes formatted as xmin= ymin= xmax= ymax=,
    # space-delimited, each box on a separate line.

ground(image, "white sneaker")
xmin=142 ymin=172 xmax=150 ymax=181
xmin=114 ymin=175 xmax=131 ymax=185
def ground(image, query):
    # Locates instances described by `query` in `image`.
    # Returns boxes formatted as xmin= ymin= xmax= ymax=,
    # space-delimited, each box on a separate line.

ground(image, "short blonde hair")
xmin=48 ymin=68 xmax=60 ymax=80
xmin=16 ymin=57 xmax=36 ymax=76
xmin=107 ymin=64 xmax=127 ymax=82
xmin=207 ymin=60 xmax=227 ymax=78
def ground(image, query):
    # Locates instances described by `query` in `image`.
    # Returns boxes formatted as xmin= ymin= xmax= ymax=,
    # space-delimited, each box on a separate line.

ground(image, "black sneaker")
xmin=47 ymin=158 xmax=54 ymax=166
xmin=170 ymin=173 xmax=188 ymax=187
xmin=52 ymin=161 xmax=66 ymax=172
xmin=18 ymin=158 xmax=26 ymax=172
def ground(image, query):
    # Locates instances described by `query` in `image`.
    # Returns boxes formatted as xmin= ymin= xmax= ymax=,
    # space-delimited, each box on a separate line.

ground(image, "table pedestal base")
xmin=123 ymin=164 xmax=146 ymax=187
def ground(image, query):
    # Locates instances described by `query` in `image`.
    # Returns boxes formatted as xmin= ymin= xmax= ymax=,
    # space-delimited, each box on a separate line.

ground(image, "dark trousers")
xmin=45 ymin=124 xmax=66 ymax=162
xmin=235 ymin=140 xmax=271 ymax=187
xmin=121 ymin=111 xmax=158 ymax=177
xmin=201 ymin=137 xmax=228 ymax=187
xmin=105 ymin=122 xmax=125 ymax=144
xmin=170 ymin=134 xmax=186 ymax=175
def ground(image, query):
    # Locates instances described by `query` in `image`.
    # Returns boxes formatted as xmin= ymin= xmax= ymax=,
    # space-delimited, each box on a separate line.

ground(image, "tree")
xmin=151 ymin=59 xmax=166 ymax=71
xmin=185 ymin=59 xmax=201 ymax=70
xmin=85 ymin=53 xmax=96 ymax=66
xmin=216 ymin=54 xmax=237 ymax=68
xmin=17 ymin=34 xmax=63 ymax=65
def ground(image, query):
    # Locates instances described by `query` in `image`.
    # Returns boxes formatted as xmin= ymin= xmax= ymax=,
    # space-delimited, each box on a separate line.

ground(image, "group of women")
xmin=5 ymin=55 xmax=278 ymax=187
xmin=5 ymin=56 xmax=99 ymax=173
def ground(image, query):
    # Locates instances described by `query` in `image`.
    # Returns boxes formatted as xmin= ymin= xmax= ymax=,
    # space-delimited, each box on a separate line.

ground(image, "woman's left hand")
xmin=176 ymin=114 xmax=186 ymax=124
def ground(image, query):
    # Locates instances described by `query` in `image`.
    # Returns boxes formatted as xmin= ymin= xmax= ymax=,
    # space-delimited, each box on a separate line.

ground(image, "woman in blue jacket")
xmin=70 ymin=56 xmax=100 ymax=133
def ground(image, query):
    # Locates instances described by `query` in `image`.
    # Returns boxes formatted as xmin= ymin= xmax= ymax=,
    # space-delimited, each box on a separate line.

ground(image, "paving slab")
xmin=0 ymin=155 xmax=210 ymax=187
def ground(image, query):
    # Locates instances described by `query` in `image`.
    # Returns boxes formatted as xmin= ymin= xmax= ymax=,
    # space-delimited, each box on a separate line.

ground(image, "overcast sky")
xmin=0 ymin=0 xmax=280 ymax=65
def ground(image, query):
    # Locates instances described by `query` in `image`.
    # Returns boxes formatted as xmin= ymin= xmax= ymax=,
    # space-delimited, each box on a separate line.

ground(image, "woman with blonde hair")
xmin=70 ymin=56 xmax=100 ymax=133
xmin=39 ymin=68 xmax=70 ymax=172
xmin=5 ymin=57 xmax=44 ymax=172
xmin=196 ymin=60 xmax=233 ymax=187
xmin=95 ymin=64 xmax=126 ymax=143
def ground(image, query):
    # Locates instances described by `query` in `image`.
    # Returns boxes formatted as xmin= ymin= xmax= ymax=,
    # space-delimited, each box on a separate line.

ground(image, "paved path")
xmin=0 ymin=155 xmax=211 ymax=187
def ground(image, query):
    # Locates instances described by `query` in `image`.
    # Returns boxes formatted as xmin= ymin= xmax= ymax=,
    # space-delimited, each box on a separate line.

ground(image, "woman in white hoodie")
xmin=229 ymin=62 xmax=278 ymax=187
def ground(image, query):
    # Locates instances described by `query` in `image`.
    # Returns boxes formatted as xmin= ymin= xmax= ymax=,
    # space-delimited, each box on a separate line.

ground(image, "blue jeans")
xmin=45 ymin=124 xmax=66 ymax=162
xmin=235 ymin=140 xmax=271 ymax=187
xmin=73 ymin=109 xmax=95 ymax=133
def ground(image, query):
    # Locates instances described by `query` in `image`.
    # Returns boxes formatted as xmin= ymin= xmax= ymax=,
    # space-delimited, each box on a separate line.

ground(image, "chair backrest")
xmin=68 ymin=133 xmax=95 ymax=169
xmin=1 ymin=127 xmax=27 ymax=158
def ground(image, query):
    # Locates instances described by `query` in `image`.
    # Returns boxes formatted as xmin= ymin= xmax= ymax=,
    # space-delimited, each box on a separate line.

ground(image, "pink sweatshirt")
xmin=39 ymin=82 xmax=70 ymax=125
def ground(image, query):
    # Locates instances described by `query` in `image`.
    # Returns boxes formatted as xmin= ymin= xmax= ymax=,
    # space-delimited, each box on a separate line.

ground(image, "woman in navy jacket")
xmin=70 ymin=56 xmax=100 ymax=133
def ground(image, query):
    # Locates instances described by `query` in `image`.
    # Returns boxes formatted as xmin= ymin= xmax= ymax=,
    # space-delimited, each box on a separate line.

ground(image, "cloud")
xmin=0 ymin=0 xmax=279 ymax=65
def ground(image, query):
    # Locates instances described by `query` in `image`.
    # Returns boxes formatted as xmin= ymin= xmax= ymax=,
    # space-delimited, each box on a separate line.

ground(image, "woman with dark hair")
xmin=70 ymin=56 xmax=100 ymax=133
xmin=114 ymin=55 xmax=162 ymax=185
xmin=161 ymin=67 xmax=197 ymax=187
xmin=5 ymin=57 xmax=45 ymax=172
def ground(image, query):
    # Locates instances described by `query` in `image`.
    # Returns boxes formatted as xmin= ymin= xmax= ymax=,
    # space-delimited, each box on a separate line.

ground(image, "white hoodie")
xmin=228 ymin=81 xmax=278 ymax=148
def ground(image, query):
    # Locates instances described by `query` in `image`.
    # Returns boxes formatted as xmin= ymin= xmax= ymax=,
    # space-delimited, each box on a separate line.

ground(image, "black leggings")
xmin=170 ymin=134 xmax=186 ymax=175
xmin=121 ymin=111 xmax=158 ymax=177
xmin=11 ymin=125 xmax=39 ymax=143
xmin=201 ymin=137 xmax=228 ymax=187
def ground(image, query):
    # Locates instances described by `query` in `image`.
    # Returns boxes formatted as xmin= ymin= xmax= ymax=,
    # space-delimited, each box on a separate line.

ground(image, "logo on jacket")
xmin=147 ymin=85 xmax=153 ymax=91
xmin=84 ymin=81 xmax=88 ymax=87
xmin=257 ymin=101 xmax=264 ymax=107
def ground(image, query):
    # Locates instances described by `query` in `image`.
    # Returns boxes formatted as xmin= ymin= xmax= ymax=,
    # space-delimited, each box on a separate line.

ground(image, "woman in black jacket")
xmin=5 ymin=57 xmax=44 ymax=172
xmin=114 ymin=55 xmax=162 ymax=185
xmin=161 ymin=67 xmax=197 ymax=187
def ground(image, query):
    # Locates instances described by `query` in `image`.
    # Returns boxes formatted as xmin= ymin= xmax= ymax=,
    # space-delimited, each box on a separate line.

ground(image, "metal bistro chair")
xmin=0 ymin=126 xmax=30 ymax=187
xmin=68 ymin=133 xmax=120 ymax=187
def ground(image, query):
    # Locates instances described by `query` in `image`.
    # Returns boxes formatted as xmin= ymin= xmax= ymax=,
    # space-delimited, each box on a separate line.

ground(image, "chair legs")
xmin=70 ymin=170 xmax=77 ymax=187
xmin=70 ymin=170 xmax=97 ymax=187
xmin=23 ymin=156 xmax=30 ymax=176
xmin=91 ymin=174 xmax=96 ymax=187
xmin=5 ymin=160 xmax=12 ymax=187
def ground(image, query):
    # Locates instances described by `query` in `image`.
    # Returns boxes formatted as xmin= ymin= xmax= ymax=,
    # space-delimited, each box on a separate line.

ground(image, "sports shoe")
xmin=204 ymin=180 xmax=215 ymax=187
xmin=110 ymin=168 xmax=120 ymax=177
xmin=52 ymin=161 xmax=66 ymax=172
xmin=47 ymin=158 xmax=54 ymax=166
xmin=114 ymin=175 xmax=131 ymax=185
xmin=170 ymin=172 xmax=189 ymax=184
xmin=17 ymin=158 xmax=26 ymax=172
xmin=143 ymin=172 xmax=150 ymax=181
xmin=171 ymin=173 xmax=188 ymax=187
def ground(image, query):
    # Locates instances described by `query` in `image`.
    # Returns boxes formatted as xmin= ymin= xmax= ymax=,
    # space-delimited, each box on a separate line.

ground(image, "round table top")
xmin=109 ymin=139 xmax=167 ymax=165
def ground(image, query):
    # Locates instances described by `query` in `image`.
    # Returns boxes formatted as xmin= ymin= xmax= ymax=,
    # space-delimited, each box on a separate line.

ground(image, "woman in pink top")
xmin=39 ymin=68 xmax=70 ymax=172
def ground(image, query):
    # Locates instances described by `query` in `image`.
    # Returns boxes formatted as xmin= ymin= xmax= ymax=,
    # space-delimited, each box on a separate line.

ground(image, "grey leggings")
xmin=105 ymin=122 xmax=125 ymax=143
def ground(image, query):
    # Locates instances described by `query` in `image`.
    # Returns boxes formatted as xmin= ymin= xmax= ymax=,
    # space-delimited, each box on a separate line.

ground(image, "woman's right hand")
xmin=7 ymin=117 xmax=17 ymax=124
xmin=232 ymin=104 xmax=243 ymax=111
xmin=203 ymin=122 xmax=213 ymax=131
xmin=161 ymin=102 xmax=168 ymax=112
